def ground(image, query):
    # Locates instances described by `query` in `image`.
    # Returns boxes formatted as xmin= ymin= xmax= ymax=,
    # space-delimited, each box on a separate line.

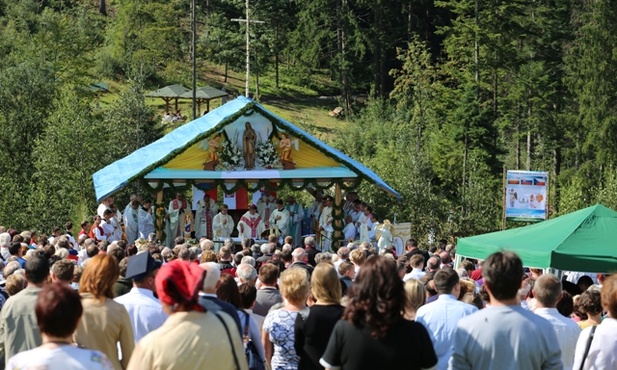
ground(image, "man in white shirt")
xmin=115 ymin=252 xmax=167 ymax=343
xmin=403 ymin=254 xmax=426 ymax=282
xmin=533 ymin=274 xmax=580 ymax=370
xmin=415 ymin=268 xmax=477 ymax=370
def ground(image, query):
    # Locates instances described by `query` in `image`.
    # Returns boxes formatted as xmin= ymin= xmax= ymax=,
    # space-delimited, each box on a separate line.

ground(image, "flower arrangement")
xmin=219 ymin=138 xmax=243 ymax=170
xmin=256 ymin=139 xmax=282 ymax=169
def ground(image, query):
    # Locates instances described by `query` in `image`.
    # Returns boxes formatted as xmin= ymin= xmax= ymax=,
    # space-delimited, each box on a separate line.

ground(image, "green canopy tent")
xmin=180 ymin=86 xmax=229 ymax=115
xmin=146 ymin=84 xmax=190 ymax=113
xmin=456 ymin=204 xmax=617 ymax=273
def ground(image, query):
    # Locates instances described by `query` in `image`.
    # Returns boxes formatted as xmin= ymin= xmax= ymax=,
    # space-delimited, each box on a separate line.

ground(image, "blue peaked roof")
xmin=92 ymin=96 xmax=400 ymax=202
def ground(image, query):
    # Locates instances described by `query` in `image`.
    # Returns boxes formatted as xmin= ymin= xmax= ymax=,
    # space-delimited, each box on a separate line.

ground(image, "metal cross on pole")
xmin=232 ymin=0 xmax=264 ymax=98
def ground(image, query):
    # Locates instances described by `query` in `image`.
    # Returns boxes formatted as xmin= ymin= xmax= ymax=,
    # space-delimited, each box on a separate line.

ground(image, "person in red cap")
xmin=127 ymin=260 xmax=248 ymax=370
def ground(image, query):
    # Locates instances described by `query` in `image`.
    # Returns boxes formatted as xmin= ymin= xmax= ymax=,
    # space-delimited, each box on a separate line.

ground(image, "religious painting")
xmin=162 ymin=110 xmax=339 ymax=171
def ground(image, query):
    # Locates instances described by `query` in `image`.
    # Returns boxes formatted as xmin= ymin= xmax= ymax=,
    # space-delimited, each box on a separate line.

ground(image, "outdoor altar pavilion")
xmin=92 ymin=96 xmax=400 ymax=244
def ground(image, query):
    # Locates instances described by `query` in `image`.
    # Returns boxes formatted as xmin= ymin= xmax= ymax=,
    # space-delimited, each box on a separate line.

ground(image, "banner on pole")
xmin=505 ymin=170 xmax=548 ymax=220
xmin=224 ymin=188 xmax=249 ymax=210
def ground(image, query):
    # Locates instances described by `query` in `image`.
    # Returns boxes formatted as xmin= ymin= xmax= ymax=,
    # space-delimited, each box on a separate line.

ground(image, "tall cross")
xmin=232 ymin=0 xmax=264 ymax=98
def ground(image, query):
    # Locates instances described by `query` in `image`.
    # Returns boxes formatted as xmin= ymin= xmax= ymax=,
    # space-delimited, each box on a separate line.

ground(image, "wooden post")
xmin=502 ymin=166 xmax=507 ymax=230
xmin=155 ymin=190 xmax=164 ymax=242
xmin=545 ymin=172 xmax=550 ymax=220
xmin=333 ymin=183 xmax=343 ymax=248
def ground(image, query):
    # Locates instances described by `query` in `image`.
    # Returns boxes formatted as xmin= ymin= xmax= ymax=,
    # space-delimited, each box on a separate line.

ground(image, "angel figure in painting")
xmin=280 ymin=133 xmax=292 ymax=162
xmin=200 ymin=135 xmax=220 ymax=170
xmin=279 ymin=133 xmax=299 ymax=169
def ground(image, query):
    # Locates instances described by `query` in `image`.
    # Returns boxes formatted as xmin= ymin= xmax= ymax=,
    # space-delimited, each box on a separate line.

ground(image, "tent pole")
xmin=333 ymin=183 xmax=343 ymax=249
xmin=454 ymin=253 xmax=463 ymax=269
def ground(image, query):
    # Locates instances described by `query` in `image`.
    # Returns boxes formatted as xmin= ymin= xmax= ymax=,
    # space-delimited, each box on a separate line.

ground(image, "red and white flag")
xmin=224 ymin=188 xmax=249 ymax=210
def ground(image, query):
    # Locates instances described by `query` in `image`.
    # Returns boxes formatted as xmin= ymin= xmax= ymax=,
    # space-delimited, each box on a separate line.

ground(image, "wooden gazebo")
xmin=180 ymin=86 xmax=229 ymax=115
xmin=146 ymin=84 xmax=190 ymax=113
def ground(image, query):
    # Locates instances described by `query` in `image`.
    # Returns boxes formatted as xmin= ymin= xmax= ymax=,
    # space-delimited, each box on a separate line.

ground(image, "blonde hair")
xmin=200 ymin=249 xmax=217 ymax=263
xmin=280 ymin=267 xmax=310 ymax=305
xmin=6 ymin=273 xmax=26 ymax=296
xmin=404 ymin=279 xmax=426 ymax=311
xmin=79 ymin=254 xmax=119 ymax=300
xmin=350 ymin=249 xmax=366 ymax=266
xmin=311 ymin=263 xmax=341 ymax=304
xmin=459 ymin=277 xmax=477 ymax=298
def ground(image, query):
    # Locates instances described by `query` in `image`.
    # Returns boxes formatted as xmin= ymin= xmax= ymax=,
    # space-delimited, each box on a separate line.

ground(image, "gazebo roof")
xmin=180 ymin=86 xmax=228 ymax=100
xmin=146 ymin=84 xmax=190 ymax=98
xmin=92 ymin=96 xmax=400 ymax=202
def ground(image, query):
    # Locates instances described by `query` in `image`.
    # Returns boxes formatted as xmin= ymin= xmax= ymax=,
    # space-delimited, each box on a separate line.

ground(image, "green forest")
xmin=1 ymin=0 xmax=616 ymax=241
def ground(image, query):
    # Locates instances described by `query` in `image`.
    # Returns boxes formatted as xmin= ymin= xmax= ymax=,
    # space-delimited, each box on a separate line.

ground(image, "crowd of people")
xmin=0 ymin=190 xmax=614 ymax=370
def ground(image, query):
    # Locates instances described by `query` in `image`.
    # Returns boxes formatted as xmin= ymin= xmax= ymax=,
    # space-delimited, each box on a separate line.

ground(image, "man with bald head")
xmin=290 ymin=248 xmax=313 ymax=277
xmin=440 ymin=251 xmax=452 ymax=269
xmin=427 ymin=256 xmax=441 ymax=273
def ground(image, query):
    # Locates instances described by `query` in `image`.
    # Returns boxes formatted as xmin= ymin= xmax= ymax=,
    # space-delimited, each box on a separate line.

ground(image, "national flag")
xmin=224 ymin=188 xmax=249 ymax=210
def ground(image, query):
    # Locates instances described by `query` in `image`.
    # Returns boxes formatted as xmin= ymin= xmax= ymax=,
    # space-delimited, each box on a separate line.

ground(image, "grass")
xmin=98 ymin=62 xmax=350 ymax=141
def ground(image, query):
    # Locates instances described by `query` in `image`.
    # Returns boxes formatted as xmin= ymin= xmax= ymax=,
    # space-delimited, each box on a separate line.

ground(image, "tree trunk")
xmin=99 ymin=0 xmax=107 ymax=16
xmin=224 ymin=62 xmax=228 ymax=83
xmin=526 ymin=129 xmax=532 ymax=170
xmin=275 ymin=25 xmax=280 ymax=88
xmin=553 ymin=147 xmax=561 ymax=214
xmin=516 ymin=118 xmax=521 ymax=169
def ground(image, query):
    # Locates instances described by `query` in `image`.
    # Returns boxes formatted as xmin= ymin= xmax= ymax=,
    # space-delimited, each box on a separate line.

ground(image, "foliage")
xmin=103 ymin=77 xmax=162 ymax=157
xmin=29 ymin=89 xmax=109 ymax=230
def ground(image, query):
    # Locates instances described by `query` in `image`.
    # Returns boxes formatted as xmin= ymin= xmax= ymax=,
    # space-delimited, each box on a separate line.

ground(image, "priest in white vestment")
xmin=319 ymin=196 xmax=334 ymax=251
xmin=257 ymin=193 xmax=276 ymax=229
xmin=194 ymin=194 xmax=218 ymax=240
xmin=269 ymin=199 xmax=290 ymax=237
xmin=237 ymin=205 xmax=266 ymax=239
xmin=213 ymin=204 xmax=235 ymax=241
xmin=165 ymin=193 xmax=188 ymax=247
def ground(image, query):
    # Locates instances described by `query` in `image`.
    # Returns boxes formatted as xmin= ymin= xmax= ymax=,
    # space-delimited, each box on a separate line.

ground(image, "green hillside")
xmin=2 ymin=0 xmax=617 ymax=242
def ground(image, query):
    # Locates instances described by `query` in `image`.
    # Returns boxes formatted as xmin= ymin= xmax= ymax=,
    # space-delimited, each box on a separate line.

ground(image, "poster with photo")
xmin=505 ymin=170 xmax=548 ymax=220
